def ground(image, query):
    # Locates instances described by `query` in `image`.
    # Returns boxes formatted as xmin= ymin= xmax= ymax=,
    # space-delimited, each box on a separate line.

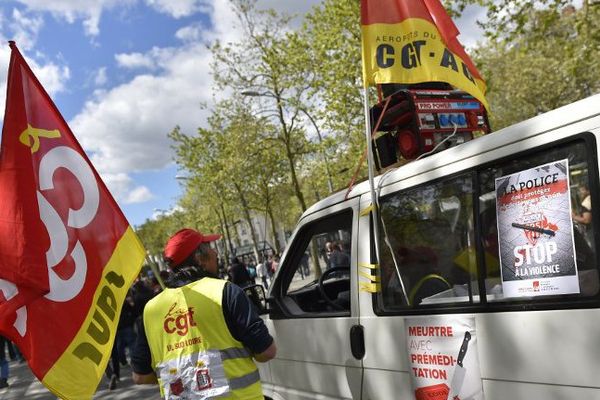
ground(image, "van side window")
xmin=377 ymin=174 xmax=477 ymax=310
xmin=375 ymin=137 xmax=599 ymax=315
xmin=478 ymin=140 xmax=599 ymax=301
xmin=276 ymin=210 xmax=352 ymax=317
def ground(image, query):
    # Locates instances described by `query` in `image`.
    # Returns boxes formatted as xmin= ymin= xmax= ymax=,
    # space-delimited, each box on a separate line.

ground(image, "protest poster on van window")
xmin=495 ymin=159 xmax=580 ymax=298
xmin=496 ymin=159 xmax=579 ymax=297
xmin=405 ymin=316 xmax=484 ymax=400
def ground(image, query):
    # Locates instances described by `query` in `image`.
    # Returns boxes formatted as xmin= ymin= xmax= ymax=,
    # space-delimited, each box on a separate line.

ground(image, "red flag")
xmin=0 ymin=42 xmax=145 ymax=399
xmin=361 ymin=0 xmax=488 ymax=110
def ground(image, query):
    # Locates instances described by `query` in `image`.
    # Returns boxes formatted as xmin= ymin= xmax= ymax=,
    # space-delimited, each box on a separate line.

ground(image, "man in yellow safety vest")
xmin=131 ymin=228 xmax=276 ymax=399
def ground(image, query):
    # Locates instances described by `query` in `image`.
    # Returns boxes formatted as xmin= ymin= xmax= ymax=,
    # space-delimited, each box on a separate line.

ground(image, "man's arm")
xmin=573 ymin=210 xmax=592 ymax=224
xmin=253 ymin=341 xmax=276 ymax=362
xmin=130 ymin=316 xmax=158 ymax=385
xmin=223 ymin=282 xmax=276 ymax=360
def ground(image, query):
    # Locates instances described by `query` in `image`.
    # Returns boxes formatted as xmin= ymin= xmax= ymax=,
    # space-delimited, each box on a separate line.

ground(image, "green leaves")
xmin=137 ymin=0 xmax=600 ymax=258
xmin=473 ymin=1 xmax=600 ymax=129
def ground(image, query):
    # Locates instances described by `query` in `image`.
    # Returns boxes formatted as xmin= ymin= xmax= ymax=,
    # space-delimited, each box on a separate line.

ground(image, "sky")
xmin=0 ymin=0 xmax=485 ymax=228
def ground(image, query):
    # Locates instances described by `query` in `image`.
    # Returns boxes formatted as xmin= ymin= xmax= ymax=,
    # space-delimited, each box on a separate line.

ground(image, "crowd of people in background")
xmin=219 ymin=253 xmax=280 ymax=290
xmin=0 ymin=335 xmax=25 ymax=389
xmin=103 ymin=271 xmax=168 ymax=390
xmin=102 ymin=251 xmax=283 ymax=391
xmin=0 ymin=240 xmax=347 ymax=392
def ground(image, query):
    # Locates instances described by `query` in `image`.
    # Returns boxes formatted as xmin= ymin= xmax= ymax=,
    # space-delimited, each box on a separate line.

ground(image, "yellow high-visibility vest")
xmin=143 ymin=277 xmax=262 ymax=399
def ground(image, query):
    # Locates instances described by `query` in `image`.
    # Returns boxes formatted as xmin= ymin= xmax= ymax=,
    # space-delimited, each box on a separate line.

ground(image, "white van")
xmin=255 ymin=94 xmax=600 ymax=400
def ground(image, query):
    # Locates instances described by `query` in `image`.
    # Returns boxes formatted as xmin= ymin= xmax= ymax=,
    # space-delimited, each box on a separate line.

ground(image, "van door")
xmin=358 ymin=132 xmax=600 ymax=399
xmin=265 ymin=200 xmax=362 ymax=400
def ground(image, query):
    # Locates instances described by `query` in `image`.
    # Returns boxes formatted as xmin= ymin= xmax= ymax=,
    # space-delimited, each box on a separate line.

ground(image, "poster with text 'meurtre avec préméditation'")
xmin=406 ymin=316 xmax=484 ymax=400
xmin=495 ymin=159 xmax=580 ymax=298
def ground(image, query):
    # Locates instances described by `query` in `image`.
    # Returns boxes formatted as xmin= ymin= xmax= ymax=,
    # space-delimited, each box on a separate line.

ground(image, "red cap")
xmin=163 ymin=228 xmax=221 ymax=268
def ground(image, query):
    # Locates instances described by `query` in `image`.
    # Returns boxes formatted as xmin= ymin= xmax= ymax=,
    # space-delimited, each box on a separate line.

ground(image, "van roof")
xmin=303 ymin=92 xmax=600 ymax=218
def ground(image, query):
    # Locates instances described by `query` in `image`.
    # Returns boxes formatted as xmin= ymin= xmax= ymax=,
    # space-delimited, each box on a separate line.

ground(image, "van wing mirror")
xmin=242 ymin=284 xmax=268 ymax=315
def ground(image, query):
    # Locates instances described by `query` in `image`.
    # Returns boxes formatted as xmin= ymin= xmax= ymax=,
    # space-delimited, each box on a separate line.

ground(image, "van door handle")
xmin=350 ymin=324 xmax=365 ymax=359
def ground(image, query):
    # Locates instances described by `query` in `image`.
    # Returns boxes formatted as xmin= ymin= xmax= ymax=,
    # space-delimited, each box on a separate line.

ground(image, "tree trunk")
xmin=218 ymin=203 xmax=235 ymax=260
xmin=266 ymin=206 xmax=280 ymax=255
xmin=234 ymin=182 xmax=261 ymax=263
xmin=276 ymin=91 xmax=307 ymax=212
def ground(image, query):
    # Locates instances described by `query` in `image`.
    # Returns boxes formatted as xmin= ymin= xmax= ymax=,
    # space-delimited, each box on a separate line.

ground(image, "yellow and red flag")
xmin=0 ymin=42 xmax=145 ymax=399
xmin=361 ymin=0 xmax=489 ymax=110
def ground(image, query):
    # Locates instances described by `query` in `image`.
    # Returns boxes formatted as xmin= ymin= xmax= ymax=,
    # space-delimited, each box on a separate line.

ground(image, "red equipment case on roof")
xmin=370 ymin=88 xmax=490 ymax=168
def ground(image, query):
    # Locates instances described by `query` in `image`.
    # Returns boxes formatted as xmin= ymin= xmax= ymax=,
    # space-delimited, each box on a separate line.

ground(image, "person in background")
xmin=270 ymin=255 xmax=280 ymax=275
xmin=228 ymin=257 xmax=254 ymax=288
xmin=300 ymin=252 xmax=310 ymax=277
xmin=256 ymin=257 xmax=270 ymax=290
xmin=104 ymin=342 xmax=120 ymax=390
xmin=328 ymin=242 xmax=350 ymax=269
xmin=573 ymin=183 xmax=593 ymax=247
xmin=0 ymin=336 xmax=9 ymax=389
xmin=573 ymin=184 xmax=592 ymax=224
xmin=116 ymin=292 xmax=137 ymax=366
xmin=324 ymin=241 xmax=334 ymax=269
xmin=131 ymin=278 xmax=155 ymax=320
xmin=265 ymin=255 xmax=274 ymax=278
xmin=131 ymin=228 xmax=276 ymax=399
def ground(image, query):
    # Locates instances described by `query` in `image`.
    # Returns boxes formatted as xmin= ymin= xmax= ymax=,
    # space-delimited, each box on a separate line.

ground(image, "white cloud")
xmin=456 ymin=5 xmax=487 ymax=49
xmin=151 ymin=205 xmax=183 ymax=220
xmin=71 ymin=42 xmax=212 ymax=175
xmin=13 ymin=0 xmax=135 ymax=36
xmin=10 ymin=8 xmax=44 ymax=50
xmin=65 ymin=0 xmax=366 ymax=206
xmin=94 ymin=66 xmax=107 ymax=86
xmin=145 ymin=0 xmax=210 ymax=18
xmin=0 ymin=49 xmax=8 ymax=120
xmin=98 ymin=171 xmax=154 ymax=204
xmin=33 ymin=59 xmax=71 ymax=95
xmin=0 ymin=46 xmax=70 ymax=123
xmin=115 ymin=52 xmax=156 ymax=70
xmin=98 ymin=172 xmax=153 ymax=204
xmin=175 ymin=25 xmax=202 ymax=42
xmin=257 ymin=0 xmax=322 ymax=16
xmin=0 ymin=8 xmax=68 ymax=117
xmin=125 ymin=186 xmax=154 ymax=203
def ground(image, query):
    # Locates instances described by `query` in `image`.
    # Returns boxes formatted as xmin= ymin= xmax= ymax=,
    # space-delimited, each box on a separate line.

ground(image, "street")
xmin=0 ymin=360 xmax=162 ymax=400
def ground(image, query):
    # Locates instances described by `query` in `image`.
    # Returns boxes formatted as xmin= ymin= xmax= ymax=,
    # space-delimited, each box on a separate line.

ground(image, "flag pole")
xmin=362 ymin=86 xmax=410 ymax=305
xmin=146 ymin=255 xmax=166 ymax=290
xmin=362 ymin=87 xmax=381 ymax=261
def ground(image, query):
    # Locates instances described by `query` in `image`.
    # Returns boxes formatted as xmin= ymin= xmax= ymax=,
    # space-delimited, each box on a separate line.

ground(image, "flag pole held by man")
xmin=131 ymin=228 xmax=276 ymax=399
xmin=0 ymin=41 xmax=145 ymax=399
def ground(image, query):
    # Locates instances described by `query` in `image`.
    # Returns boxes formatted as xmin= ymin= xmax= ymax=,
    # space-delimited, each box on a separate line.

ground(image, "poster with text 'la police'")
xmin=495 ymin=159 xmax=579 ymax=298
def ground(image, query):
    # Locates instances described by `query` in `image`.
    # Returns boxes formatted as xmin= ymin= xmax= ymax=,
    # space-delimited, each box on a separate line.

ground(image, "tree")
xmin=169 ymin=123 xmax=240 ymax=262
xmin=301 ymin=0 xmax=367 ymax=188
xmin=136 ymin=211 xmax=186 ymax=258
xmin=472 ymin=3 xmax=600 ymax=129
xmin=447 ymin=1 xmax=600 ymax=41
xmin=170 ymin=98 xmax=295 ymax=262
xmin=212 ymin=0 xmax=320 ymax=212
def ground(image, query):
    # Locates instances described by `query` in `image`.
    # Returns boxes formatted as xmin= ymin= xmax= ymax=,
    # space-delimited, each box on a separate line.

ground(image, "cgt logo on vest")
xmin=164 ymin=303 xmax=197 ymax=336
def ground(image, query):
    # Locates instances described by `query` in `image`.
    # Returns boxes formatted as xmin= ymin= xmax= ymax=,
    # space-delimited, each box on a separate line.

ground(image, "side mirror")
xmin=242 ymin=284 xmax=268 ymax=315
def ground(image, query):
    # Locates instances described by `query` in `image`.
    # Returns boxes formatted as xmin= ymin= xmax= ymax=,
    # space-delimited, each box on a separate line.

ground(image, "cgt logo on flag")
xmin=0 ymin=42 xmax=145 ymax=399
xmin=360 ymin=0 xmax=489 ymax=110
